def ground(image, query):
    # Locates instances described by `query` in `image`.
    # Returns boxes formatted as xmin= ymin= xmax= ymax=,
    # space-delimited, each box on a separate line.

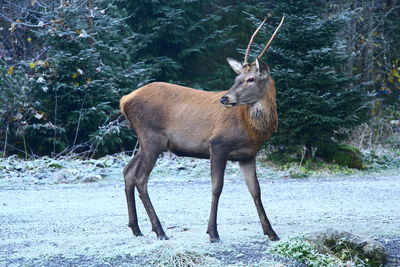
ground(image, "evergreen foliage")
xmin=1 ymin=0 xmax=398 ymax=158
xmin=115 ymin=0 xmax=238 ymax=90
xmin=264 ymin=0 xmax=370 ymax=156
xmin=1 ymin=0 xmax=137 ymax=156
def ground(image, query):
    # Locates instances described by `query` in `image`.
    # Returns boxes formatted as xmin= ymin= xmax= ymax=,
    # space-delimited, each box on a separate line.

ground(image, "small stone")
xmin=177 ymin=166 xmax=186 ymax=171
xmin=81 ymin=174 xmax=102 ymax=183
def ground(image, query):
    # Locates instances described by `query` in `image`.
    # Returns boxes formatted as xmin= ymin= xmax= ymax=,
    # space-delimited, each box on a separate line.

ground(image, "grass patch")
xmin=282 ymin=160 xmax=358 ymax=178
xmin=264 ymin=155 xmax=358 ymax=178
xmin=264 ymin=147 xmax=400 ymax=178
xmin=362 ymin=149 xmax=400 ymax=171
xmin=268 ymin=234 xmax=385 ymax=267
xmin=1 ymin=148 xmax=399 ymax=185
xmin=268 ymin=237 xmax=340 ymax=267
xmin=145 ymin=244 xmax=219 ymax=267
xmin=0 ymin=154 xmax=125 ymax=184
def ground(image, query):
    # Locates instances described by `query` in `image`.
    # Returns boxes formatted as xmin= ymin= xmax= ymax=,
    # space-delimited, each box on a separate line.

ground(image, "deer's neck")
xmin=246 ymin=79 xmax=278 ymax=139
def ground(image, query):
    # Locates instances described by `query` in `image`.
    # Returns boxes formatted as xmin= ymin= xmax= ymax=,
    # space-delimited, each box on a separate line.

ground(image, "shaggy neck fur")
xmin=246 ymin=78 xmax=278 ymax=138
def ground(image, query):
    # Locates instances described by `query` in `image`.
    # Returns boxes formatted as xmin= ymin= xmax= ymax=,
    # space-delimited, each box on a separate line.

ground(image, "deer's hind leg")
xmin=124 ymin=150 xmax=144 ymax=236
xmin=133 ymin=136 xmax=168 ymax=240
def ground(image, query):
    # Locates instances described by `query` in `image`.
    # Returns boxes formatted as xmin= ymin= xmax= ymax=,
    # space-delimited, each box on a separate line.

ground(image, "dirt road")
xmin=1 ymin=174 xmax=399 ymax=266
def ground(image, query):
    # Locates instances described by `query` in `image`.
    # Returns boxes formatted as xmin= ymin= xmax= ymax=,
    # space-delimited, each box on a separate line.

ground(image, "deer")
xmin=120 ymin=16 xmax=284 ymax=242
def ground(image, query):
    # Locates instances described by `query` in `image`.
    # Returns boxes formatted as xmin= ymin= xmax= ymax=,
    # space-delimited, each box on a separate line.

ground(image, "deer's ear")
xmin=227 ymin=58 xmax=243 ymax=75
xmin=255 ymin=58 xmax=270 ymax=76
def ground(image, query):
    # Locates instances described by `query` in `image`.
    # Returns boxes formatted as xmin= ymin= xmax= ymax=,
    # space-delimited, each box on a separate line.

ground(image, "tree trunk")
xmin=304 ymin=143 xmax=313 ymax=160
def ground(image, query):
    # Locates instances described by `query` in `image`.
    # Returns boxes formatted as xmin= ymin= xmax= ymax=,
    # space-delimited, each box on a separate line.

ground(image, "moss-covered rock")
xmin=317 ymin=143 xmax=363 ymax=169
xmin=306 ymin=230 xmax=386 ymax=267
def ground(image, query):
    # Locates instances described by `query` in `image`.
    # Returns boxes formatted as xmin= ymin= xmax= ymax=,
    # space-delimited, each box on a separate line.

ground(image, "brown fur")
xmin=120 ymin=80 xmax=277 ymax=160
xmin=244 ymin=77 xmax=278 ymax=141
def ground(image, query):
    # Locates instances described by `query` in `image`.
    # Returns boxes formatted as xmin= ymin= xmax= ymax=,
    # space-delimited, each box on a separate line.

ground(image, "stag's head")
xmin=220 ymin=16 xmax=284 ymax=108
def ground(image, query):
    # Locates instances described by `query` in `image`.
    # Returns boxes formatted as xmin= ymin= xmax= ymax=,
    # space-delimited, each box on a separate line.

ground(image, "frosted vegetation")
xmin=0 ymin=153 xmax=271 ymax=186
xmin=1 ymin=149 xmax=400 ymax=187
xmin=1 ymin=151 xmax=399 ymax=266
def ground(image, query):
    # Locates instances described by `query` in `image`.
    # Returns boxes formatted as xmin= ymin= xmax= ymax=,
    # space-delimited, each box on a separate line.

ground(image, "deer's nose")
xmin=220 ymin=96 xmax=229 ymax=105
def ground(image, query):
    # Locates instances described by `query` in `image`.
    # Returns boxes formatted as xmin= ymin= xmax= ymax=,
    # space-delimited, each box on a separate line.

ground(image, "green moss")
xmin=317 ymin=143 xmax=363 ymax=169
xmin=306 ymin=230 xmax=386 ymax=267
xmin=334 ymin=145 xmax=363 ymax=169
xmin=270 ymin=233 xmax=386 ymax=267
xmin=267 ymin=150 xmax=300 ymax=165
xmin=265 ymin=149 xmax=359 ymax=178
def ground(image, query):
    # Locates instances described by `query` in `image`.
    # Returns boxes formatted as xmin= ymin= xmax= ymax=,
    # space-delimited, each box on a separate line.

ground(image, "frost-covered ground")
xmin=0 ymin=153 xmax=288 ymax=186
xmin=0 ymin=154 xmax=400 ymax=266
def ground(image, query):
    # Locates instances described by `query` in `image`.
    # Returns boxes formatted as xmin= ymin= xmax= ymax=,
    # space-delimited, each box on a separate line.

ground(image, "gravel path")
xmin=0 ymin=174 xmax=399 ymax=266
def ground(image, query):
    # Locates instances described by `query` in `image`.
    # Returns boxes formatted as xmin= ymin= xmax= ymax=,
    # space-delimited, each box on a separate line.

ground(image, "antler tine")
xmin=257 ymin=15 xmax=285 ymax=59
xmin=243 ymin=17 xmax=267 ymax=66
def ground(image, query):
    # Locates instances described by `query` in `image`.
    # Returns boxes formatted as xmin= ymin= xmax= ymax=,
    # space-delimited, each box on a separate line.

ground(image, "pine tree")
xmin=115 ymin=0 xmax=248 ymax=91
xmin=263 ymin=0 xmax=370 ymax=157
xmin=28 ymin=0 xmax=137 ymax=156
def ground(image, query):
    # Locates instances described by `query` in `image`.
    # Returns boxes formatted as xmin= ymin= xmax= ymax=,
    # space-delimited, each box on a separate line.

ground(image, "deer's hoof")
xmin=209 ymin=237 xmax=221 ymax=243
xmin=269 ymin=235 xmax=280 ymax=241
xmin=133 ymin=231 xmax=144 ymax=237
xmin=158 ymin=234 xmax=169 ymax=240
xmin=129 ymin=225 xmax=143 ymax=237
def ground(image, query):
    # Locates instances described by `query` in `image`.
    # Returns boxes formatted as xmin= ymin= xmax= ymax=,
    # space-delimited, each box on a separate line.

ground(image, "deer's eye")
xmin=247 ymin=78 xmax=255 ymax=83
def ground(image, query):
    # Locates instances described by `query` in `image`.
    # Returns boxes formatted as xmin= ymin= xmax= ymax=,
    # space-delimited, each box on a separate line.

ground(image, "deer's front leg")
xmin=207 ymin=144 xmax=228 ymax=243
xmin=239 ymin=158 xmax=279 ymax=241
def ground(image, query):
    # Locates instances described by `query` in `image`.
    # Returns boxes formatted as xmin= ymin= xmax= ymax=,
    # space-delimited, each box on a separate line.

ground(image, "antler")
xmin=257 ymin=15 xmax=285 ymax=59
xmin=243 ymin=17 xmax=267 ymax=66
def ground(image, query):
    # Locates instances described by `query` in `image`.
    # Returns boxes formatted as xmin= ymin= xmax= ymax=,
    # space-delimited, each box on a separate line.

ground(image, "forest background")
xmin=1 ymin=0 xmax=399 ymax=161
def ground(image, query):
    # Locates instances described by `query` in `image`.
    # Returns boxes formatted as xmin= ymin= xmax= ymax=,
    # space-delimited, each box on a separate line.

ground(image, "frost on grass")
xmin=2 ymin=146 xmax=400 ymax=186
xmin=4 ymin=148 xmax=397 ymax=185
xmin=268 ymin=236 xmax=341 ymax=267
xmin=135 ymin=243 xmax=220 ymax=267
xmin=0 ymin=155 xmax=112 ymax=185
xmin=268 ymin=233 xmax=387 ymax=267
xmin=362 ymin=149 xmax=400 ymax=172
xmin=134 ymin=242 xmax=287 ymax=267
xmin=0 ymin=153 xmax=286 ymax=185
